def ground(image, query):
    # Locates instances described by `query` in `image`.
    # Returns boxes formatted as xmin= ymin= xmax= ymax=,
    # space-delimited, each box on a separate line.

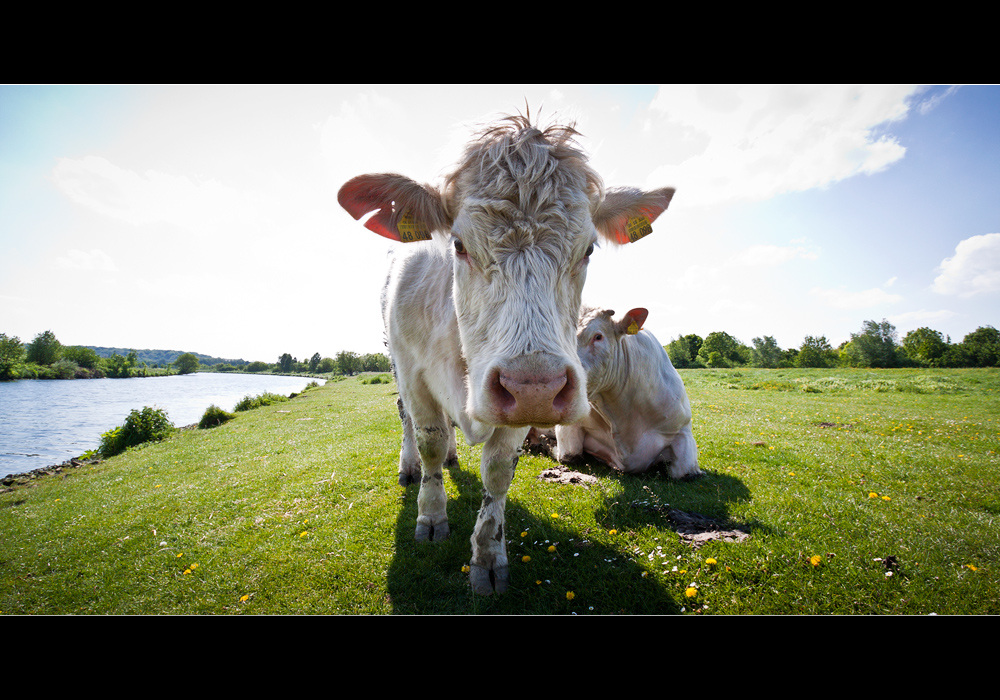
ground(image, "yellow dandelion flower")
xmin=536 ymin=580 xmax=542 ymax=585
xmin=810 ymin=555 xmax=823 ymax=567
xmin=240 ymin=594 xmax=250 ymax=603
xmin=461 ymin=565 xmax=470 ymax=573
xmin=705 ymin=558 xmax=717 ymax=565
xmin=183 ymin=569 xmax=191 ymax=575
xmin=520 ymin=531 xmax=528 ymax=538
xmin=176 ymin=553 xmax=183 ymax=558
xmin=522 ymin=555 xmax=531 ymax=563
xmin=566 ymin=591 xmax=575 ymax=601
xmin=300 ymin=531 xmax=308 ymax=537
xmin=685 ymin=587 xmax=698 ymax=598
xmin=967 ymin=564 xmax=978 ymax=571
xmin=548 ymin=545 xmax=557 ymax=553
xmin=869 ymin=492 xmax=878 ymax=498
xmin=609 ymin=529 xmax=617 ymax=535
xmin=551 ymin=513 xmax=559 ymax=519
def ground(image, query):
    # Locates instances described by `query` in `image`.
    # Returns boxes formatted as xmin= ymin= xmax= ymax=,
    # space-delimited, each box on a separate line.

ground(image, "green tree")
xmin=697 ymin=331 xmax=748 ymax=368
xmin=846 ymin=319 xmax=899 ymax=368
xmin=278 ymin=353 xmax=294 ymax=373
xmin=308 ymin=352 xmax=322 ymax=372
xmin=245 ymin=360 xmax=269 ymax=372
xmin=103 ymin=352 xmax=133 ymax=378
xmin=750 ymin=335 xmax=784 ymax=368
xmin=336 ymin=350 xmax=361 ymax=375
xmin=902 ymin=327 xmax=949 ymax=366
xmin=318 ymin=357 xmax=336 ymax=373
xmin=796 ymin=335 xmax=835 ymax=368
xmin=26 ymin=330 xmax=62 ymax=366
xmin=0 ymin=333 xmax=25 ymax=380
xmin=360 ymin=352 xmax=391 ymax=373
xmin=960 ymin=325 xmax=1000 ymax=367
xmin=62 ymin=345 xmax=101 ymax=369
xmin=174 ymin=352 xmax=199 ymax=375
xmin=666 ymin=334 xmax=703 ymax=368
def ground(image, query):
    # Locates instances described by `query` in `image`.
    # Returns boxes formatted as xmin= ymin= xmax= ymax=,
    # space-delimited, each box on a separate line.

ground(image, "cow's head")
xmin=338 ymin=116 xmax=672 ymax=429
xmin=576 ymin=306 xmax=649 ymax=396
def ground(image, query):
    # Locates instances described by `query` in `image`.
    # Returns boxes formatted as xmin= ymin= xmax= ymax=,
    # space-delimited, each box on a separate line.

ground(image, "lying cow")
xmin=338 ymin=114 xmax=674 ymax=595
xmin=551 ymin=306 xmax=701 ymax=478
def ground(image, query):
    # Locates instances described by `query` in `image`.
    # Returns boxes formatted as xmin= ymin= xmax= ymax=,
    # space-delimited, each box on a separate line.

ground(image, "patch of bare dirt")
xmin=537 ymin=465 xmax=599 ymax=486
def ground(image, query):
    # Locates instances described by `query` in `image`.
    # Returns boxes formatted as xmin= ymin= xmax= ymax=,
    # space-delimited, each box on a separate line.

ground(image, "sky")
xmin=1 ymin=84 xmax=998 ymax=364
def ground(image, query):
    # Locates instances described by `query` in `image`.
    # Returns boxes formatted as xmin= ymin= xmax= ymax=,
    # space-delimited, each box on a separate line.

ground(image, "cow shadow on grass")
xmin=383 ymin=449 xmax=766 ymax=614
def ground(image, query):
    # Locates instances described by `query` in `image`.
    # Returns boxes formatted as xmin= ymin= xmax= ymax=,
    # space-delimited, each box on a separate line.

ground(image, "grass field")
xmin=2 ymin=367 xmax=998 ymax=614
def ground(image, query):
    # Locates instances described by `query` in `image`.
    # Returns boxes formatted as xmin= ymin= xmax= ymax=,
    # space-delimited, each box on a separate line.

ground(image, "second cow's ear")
xmin=617 ymin=308 xmax=648 ymax=336
xmin=338 ymin=173 xmax=450 ymax=242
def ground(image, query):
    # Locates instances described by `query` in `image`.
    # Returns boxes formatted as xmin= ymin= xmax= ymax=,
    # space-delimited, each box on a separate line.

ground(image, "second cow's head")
xmin=338 ymin=116 xmax=673 ymax=429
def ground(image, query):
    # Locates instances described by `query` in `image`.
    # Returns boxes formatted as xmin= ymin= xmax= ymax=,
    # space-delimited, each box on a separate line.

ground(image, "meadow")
xmin=1 ymin=367 xmax=997 ymax=615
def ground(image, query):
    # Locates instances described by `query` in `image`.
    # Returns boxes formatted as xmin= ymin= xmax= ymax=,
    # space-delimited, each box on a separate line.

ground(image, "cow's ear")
xmin=593 ymin=187 xmax=675 ymax=245
xmin=618 ymin=308 xmax=648 ymax=336
xmin=338 ymin=174 xmax=449 ymax=243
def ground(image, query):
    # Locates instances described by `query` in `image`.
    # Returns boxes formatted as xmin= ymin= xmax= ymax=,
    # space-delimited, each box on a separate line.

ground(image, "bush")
xmin=99 ymin=406 xmax=175 ymax=457
xmin=360 ymin=374 xmax=393 ymax=385
xmin=199 ymin=404 xmax=236 ymax=429
xmin=233 ymin=392 xmax=290 ymax=412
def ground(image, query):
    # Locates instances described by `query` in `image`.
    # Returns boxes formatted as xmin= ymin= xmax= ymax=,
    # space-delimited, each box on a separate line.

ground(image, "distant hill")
xmin=85 ymin=347 xmax=250 ymax=368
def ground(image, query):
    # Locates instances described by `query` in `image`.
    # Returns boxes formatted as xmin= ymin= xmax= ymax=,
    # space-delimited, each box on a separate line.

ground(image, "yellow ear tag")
xmin=627 ymin=321 xmax=640 ymax=335
xmin=397 ymin=212 xmax=431 ymax=242
xmin=625 ymin=216 xmax=652 ymax=243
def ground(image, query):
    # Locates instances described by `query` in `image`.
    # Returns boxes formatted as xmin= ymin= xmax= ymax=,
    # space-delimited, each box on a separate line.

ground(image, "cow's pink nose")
xmin=488 ymin=357 xmax=580 ymax=427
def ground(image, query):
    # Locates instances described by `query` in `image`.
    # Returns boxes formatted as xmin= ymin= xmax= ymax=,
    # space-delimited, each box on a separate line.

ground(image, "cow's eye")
xmin=593 ymin=333 xmax=603 ymax=343
xmin=454 ymin=238 xmax=466 ymax=256
xmin=585 ymin=243 xmax=594 ymax=257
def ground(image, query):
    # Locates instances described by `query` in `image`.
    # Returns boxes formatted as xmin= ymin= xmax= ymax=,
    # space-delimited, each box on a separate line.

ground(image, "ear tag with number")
xmin=397 ymin=211 xmax=431 ymax=242
xmin=625 ymin=215 xmax=652 ymax=243
xmin=627 ymin=320 xmax=640 ymax=335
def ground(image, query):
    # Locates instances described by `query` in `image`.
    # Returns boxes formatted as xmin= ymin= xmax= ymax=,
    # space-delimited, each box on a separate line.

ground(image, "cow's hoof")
xmin=415 ymin=520 xmax=450 ymax=542
xmin=469 ymin=564 xmax=509 ymax=595
xmin=399 ymin=472 xmax=419 ymax=487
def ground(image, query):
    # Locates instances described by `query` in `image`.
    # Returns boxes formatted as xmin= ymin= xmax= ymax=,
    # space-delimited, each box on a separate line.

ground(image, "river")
xmin=0 ymin=373 xmax=321 ymax=478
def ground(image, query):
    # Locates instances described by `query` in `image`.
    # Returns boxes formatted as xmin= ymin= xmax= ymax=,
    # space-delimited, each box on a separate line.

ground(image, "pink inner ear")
xmin=625 ymin=307 xmax=648 ymax=330
xmin=337 ymin=178 xmax=403 ymax=242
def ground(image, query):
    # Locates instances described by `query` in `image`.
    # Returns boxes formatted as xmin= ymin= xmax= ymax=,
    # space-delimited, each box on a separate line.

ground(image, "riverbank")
xmin=0 ymin=373 xmax=325 ymax=478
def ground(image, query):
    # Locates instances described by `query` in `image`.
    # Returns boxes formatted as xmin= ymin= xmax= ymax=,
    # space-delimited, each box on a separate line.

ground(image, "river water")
xmin=0 ymin=373 xmax=320 ymax=478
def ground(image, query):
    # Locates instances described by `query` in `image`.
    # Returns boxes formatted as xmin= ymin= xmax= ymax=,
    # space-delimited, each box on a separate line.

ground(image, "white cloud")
xmin=51 ymin=249 xmax=118 ymax=272
xmin=888 ymin=309 xmax=957 ymax=328
xmin=645 ymin=84 xmax=917 ymax=207
xmin=810 ymin=286 xmax=903 ymax=309
xmin=51 ymin=155 xmax=253 ymax=235
xmin=932 ymin=233 xmax=1000 ymax=297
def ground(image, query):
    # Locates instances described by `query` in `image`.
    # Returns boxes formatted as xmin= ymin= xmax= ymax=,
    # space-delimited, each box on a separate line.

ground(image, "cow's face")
xmin=447 ymin=187 xmax=596 ymax=428
xmin=337 ymin=117 xmax=673 ymax=430
xmin=576 ymin=307 xmax=648 ymax=396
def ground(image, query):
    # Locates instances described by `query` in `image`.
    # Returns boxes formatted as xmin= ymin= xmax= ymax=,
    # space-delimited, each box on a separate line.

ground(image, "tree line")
xmin=0 ymin=330 xmax=174 ymax=380
xmin=1 ymin=329 xmax=393 ymax=381
xmin=665 ymin=319 xmax=1000 ymax=369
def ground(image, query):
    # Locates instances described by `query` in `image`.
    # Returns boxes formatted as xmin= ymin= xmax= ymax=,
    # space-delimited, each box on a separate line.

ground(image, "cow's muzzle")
xmin=479 ymin=353 xmax=588 ymax=428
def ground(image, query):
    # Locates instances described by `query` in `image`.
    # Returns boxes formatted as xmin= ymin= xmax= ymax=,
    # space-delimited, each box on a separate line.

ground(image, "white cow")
xmin=553 ymin=306 xmax=702 ymax=479
xmin=338 ymin=115 xmax=674 ymax=595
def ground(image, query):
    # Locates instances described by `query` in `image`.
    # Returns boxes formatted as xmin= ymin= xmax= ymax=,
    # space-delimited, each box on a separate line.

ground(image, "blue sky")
xmin=1 ymin=85 xmax=997 ymax=363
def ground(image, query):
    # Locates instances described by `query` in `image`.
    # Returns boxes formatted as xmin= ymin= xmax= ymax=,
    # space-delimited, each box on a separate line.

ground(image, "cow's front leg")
xmin=413 ymin=418 xmax=452 ymax=542
xmin=469 ymin=426 xmax=529 ymax=595
xmin=397 ymin=397 xmax=421 ymax=486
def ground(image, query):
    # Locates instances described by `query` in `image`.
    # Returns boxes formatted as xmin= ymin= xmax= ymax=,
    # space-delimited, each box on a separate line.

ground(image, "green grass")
xmin=2 ymin=368 xmax=998 ymax=614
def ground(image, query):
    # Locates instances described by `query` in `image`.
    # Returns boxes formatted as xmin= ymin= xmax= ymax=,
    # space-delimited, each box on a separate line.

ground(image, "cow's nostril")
xmin=490 ymin=370 xmax=517 ymax=412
